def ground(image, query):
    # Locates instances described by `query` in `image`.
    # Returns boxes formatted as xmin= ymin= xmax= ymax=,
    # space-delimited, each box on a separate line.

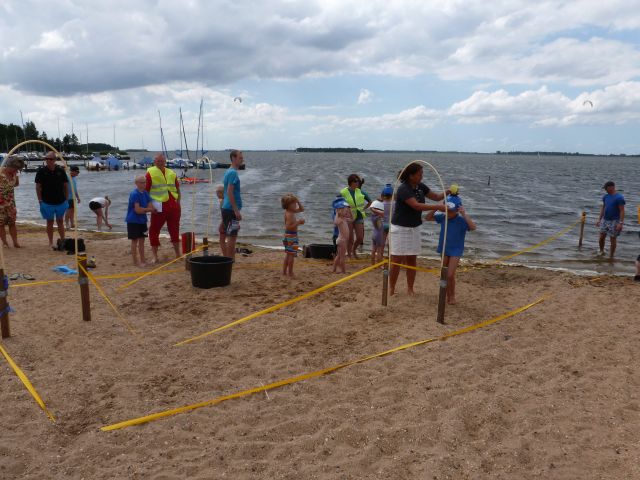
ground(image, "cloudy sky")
xmin=1 ymin=0 xmax=640 ymax=153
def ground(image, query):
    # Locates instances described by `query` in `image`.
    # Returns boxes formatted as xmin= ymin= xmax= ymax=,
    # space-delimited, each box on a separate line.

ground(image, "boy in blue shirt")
xmin=126 ymin=175 xmax=155 ymax=266
xmin=596 ymin=180 xmax=625 ymax=260
xmin=425 ymin=194 xmax=476 ymax=305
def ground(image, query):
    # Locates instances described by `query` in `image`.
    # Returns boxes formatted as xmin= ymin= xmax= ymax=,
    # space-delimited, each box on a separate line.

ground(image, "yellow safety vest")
xmin=340 ymin=187 xmax=367 ymax=219
xmin=147 ymin=166 xmax=179 ymax=202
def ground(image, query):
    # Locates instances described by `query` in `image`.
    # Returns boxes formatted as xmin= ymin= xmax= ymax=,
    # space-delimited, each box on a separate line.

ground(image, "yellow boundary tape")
xmin=102 ymin=296 xmax=545 ymax=431
xmin=175 ymin=260 xmax=387 ymax=346
xmin=10 ymin=268 xmax=183 ymax=288
xmin=0 ymin=343 xmax=55 ymax=422
xmin=118 ymin=244 xmax=206 ymax=291
xmin=78 ymin=264 xmax=139 ymax=337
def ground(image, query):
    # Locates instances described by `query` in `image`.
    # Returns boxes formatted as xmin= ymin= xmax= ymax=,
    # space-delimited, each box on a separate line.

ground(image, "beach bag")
xmin=56 ymin=238 xmax=86 ymax=253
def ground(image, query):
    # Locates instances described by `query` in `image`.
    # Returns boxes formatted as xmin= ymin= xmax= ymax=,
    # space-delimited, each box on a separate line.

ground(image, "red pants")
xmin=149 ymin=202 xmax=181 ymax=247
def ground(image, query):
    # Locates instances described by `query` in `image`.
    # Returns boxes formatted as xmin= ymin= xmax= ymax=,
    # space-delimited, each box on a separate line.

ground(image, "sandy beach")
xmin=1 ymin=225 xmax=638 ymax=479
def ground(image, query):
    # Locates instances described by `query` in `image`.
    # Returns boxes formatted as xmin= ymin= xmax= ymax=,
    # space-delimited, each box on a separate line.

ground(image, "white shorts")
xmin=389 ymin=224 xmax=421 ymax=256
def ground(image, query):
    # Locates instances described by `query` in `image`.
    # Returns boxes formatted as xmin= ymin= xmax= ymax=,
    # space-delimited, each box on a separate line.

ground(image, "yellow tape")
xmin=11 ymin=268 xmax=183 ymax=288
xmin=175 ymin=261 xmax=387 ymax=346
xmin=0 ymin=343 xmax=55 ymax=422
xmin=390 ymin=262 xmax=438 ymax=274
xmin=118 ymin=245 xmax=205 ymax=291
xmin=78 ymin=264 xmax=139 ymax=337
xmin=477 ymin=219 xmax=581 ymax=268
xmin=102 ymin=296 xmax=544 ymax=431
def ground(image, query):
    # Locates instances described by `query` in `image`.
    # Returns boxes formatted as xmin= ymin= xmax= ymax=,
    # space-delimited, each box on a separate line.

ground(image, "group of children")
xmin=280 ymin=182 xmax=475 ymax=304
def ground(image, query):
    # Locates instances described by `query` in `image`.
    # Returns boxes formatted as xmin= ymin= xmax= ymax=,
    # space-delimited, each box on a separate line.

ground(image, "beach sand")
xmin=1 ymin=226 xmax=638 ymax=479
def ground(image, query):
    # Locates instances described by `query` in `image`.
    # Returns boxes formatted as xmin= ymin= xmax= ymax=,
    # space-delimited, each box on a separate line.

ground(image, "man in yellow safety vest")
xmin=145 ymin=153 xmax=181 ymax=262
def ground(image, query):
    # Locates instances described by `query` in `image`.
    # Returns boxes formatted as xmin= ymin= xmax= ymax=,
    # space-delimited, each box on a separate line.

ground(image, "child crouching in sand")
xmin=281 ymin=193 xmax=305 ymax=277
xmin=333 ymin=200 xmax=352 ymax=273
xmin=126 ymin=175 xmax=155 ymax=266
xmin=425 ymin=193 xmax=476 ymax=304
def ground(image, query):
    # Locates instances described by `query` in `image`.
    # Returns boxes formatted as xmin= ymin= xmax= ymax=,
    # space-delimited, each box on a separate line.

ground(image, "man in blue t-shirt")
xmin=596 ymin=180 xmax=625 ymax=259
xmin=425 ymin=195 xmax=476 ymax=305
xmin=221 ymin=150 xmax=244 ymax=259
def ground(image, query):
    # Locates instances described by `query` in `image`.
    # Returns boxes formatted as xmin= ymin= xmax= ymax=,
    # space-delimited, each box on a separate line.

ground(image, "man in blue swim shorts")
xmin=596 ymin=180 xmax=625 ymax=260
xmin=35 ymin=151 xmax=69 ymax=249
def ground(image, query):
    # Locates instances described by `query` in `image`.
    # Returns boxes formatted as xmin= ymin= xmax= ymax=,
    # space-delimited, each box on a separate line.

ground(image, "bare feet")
xmin=448 ymin=298 xmax=457 ymax=305
xmin=407 ymin=288 xmax=415 ymax=296
xmin=12 ymin=243 xmax=21 ymax=248
xmin=2 ymin=242 xmax=9 ymax=248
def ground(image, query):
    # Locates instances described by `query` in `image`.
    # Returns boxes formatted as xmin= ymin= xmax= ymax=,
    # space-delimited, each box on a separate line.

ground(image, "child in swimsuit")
xmin=369 ymin=184 xmax=393 ymax=265
xmin=215 ymin=184 xmax=225 ymax=255
xmin=333 ymin=201 xmax=352 ymax=273
xmin=281 ymin=193 xmax=305 ymax=277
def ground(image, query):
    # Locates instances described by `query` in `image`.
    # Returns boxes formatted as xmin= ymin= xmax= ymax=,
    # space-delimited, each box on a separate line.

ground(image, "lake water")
xmin=13 ymin=151 xmax=640 ymax=275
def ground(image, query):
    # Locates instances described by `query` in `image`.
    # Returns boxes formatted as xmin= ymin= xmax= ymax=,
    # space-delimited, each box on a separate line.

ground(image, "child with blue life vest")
xmin=424 ymin=184 xmax=476 ymax=305
xmin=369 ymin=184 xmax=393 ymax=265
xmin=126 ymin=175 xmax=156 ymax=266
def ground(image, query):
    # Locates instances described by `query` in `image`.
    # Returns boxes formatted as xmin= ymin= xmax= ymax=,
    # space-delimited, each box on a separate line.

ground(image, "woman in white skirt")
xmin=389 ymin=162 xmax=446 ymax=295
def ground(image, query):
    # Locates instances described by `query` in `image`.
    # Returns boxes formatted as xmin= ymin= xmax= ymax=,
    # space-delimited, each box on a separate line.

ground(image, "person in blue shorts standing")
xmin=596 ymin=180 xmax=625 ymax=260
xmin=425 ymin=194 xmax=476 ymax=305
xmin=35 ymin=151 xmax=68 ymax=249
xmin=126 ymin=175 xmax=155 ymax=266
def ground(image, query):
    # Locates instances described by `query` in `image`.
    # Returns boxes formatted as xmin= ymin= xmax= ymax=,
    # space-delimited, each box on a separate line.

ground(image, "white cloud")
xmin=33 ymin=30 xmax=74 ymax=51
xmin=357 ymin=89 xmax=373 ymax=104
xmin=448 ymin=82 xmax=640 ymax=126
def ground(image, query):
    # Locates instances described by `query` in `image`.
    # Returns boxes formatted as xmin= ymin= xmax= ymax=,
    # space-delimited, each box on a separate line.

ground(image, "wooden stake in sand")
xmin=578 ymin=211 xmax=586 ymax=248
xmin=0 ymin=268 xmax=10 ymax=338
xmin=381 ymin=265 xmax=389 ymax=306
xmin=436 ymin=266 xmax=448 ymax=324
xmin=202 ymin=237 xmax=209 ymax=256
xmin=183 ymin=232 xmax=195 ymax=271
xmin=77 ymin=255 xmax=91 ymax=322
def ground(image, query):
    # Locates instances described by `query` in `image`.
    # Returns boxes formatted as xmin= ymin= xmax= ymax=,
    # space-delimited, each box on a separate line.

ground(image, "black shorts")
xmin=89 ymin=201 xmax=102 ymax=211
xmin=127 ymin=222 xmax=148 ymax=240
xmin=67 ymin=199 xmax=75 ymax=209
xmin=221 ymin=209 xmax=240 ymax=237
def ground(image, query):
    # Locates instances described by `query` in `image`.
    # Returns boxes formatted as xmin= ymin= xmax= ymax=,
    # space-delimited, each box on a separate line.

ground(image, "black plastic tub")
xmin=188 ymin=255 xmax=234 ymax=288
xmin=306 ymin=243 xmax=336 ymax=259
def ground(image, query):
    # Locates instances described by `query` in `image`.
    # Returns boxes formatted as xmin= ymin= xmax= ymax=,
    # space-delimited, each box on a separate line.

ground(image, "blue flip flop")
xmin=52 ymin=265 xmax=78 ymax=275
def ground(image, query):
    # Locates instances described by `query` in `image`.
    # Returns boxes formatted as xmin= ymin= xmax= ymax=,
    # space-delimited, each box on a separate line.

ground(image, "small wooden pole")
xmin=184 ymin=232 xmax=194 ymax=271
xmin=0 ymin=269 xmax=10 ymax=338
xmin=77 ymin=255 xmax=91 ymax=322
xmin=202 ymin=236 xmax=209 ymax=256
xmin=578 ymin=211 xmax=586 ymax=248
xmin=381 ymin=265 xmax=389 ymax=306
xmin=436 ymin=266 xmax=448 ymax=324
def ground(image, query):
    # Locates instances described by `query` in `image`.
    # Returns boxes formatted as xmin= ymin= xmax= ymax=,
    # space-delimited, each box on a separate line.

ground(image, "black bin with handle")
xmin=306 ymin=243 xmax=336 ymax=259
xmin=188 ymin=255 xmax=234 ymax=288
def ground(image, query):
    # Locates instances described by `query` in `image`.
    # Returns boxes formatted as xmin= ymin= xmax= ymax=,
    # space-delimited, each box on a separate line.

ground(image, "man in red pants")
xmin=146 ymin=153 xmax=181 ymax=263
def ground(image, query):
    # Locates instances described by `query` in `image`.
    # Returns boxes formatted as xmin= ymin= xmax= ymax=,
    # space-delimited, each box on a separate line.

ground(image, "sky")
xmin=1 ymin=0 xmax=640 ymax=154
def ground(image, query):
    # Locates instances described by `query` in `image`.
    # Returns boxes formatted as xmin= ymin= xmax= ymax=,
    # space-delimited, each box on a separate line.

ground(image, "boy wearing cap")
xmin=369 ymin=184 xmax=393 ymax=265
xmin=425 ymin=194 xmax=476 ymax=305
xmin=596 ymin=181 xmax=625 ymax=260
xmin=65 ymin=166 xmax=81 ymax=229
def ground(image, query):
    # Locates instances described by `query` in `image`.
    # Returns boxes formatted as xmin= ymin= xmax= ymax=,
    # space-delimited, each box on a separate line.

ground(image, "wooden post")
xmin=436 ymin=266 xmax=448 ymax=324
xmin=184 ymin=232 xmax=194 ymax=271
xmin=77 ymin=255 xmax=91 ymax=322
xmin=578 ymin=211 xmax=586 ymax=248
xmin=381 ymin=265 xmax=389 ymax=306
xmin=0 ymin=269 xmax=10 ymax=338
xmin=202 ymin=236 xmax=209 ymax=256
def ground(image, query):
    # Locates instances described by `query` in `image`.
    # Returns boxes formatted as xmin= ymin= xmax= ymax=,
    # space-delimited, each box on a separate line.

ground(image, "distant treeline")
xmin=0 ymin=121 xmax=122 ymax=153
xmin=495 ymin=150 xmax=639 ymax=157
xmin=296 ymin=147 xmax=364 ymax=153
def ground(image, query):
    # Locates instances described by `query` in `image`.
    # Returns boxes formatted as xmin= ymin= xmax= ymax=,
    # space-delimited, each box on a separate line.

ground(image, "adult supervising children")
xmin=89 ymin=196 xmax=112 ymax=231
xmin=35 ymin=151 xmax=68 ymax=249
xmin=221 ymin=150 xmax=244 ymax=260
xmin=146 ymin=153 xmax=181 ymax=262
xmin=596 ymin=180 xmax=625 ymax=260
xmin=65 ymin=166 xmax=80 ymax=229
xmin=389 ymin=162 xmax=447 ymax=296
xmin=341 ymin=174 xmax=372 ymax=259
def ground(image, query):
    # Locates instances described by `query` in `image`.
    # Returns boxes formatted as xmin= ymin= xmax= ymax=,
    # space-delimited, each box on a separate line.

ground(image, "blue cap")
xmin=446 ymin=195 xmax=462 ymax=211
xmin=381 ymin=184 xmax=393 ymax=196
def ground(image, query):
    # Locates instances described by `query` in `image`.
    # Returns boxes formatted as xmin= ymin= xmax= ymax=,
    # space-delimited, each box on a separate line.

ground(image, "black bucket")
xmin=188 ymin=255 xmax=234 ymax=288
xmin=306 ymin=243 xmax=336 ymax=259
